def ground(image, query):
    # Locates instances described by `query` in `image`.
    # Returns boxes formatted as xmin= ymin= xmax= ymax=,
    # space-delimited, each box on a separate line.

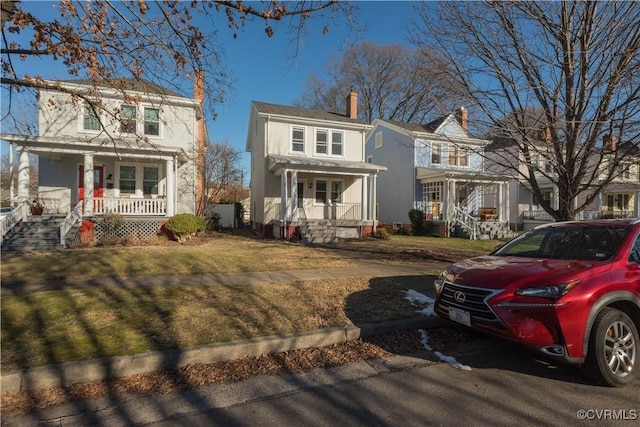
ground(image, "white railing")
xmin=0 ymin=202 xmax=29 ymax=244
xmin=329 ymin=202 xmax=362 ymax=220
xmin=522 ymin=210 xmax=554 ymax=221
xmin=60 ymin=201 xmax=83 ymax=246
xmin=453 ymin=206 xmax=479 ymax=240
xmin=93 ymin=197 xmax=166 ymax=216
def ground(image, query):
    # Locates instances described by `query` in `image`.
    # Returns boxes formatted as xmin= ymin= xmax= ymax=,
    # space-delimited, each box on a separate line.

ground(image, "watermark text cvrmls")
xmin=576 ymin=409 xmax=637 ymax=421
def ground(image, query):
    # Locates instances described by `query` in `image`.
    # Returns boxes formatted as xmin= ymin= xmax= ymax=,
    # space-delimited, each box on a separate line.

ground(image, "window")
xmin=629 ymin=235 xmax=640 ymax=263
xmin=144 ymin=107 xmax=160 ymax=136
xmin=316 ymin=130 xmax=328 ymax=154
xmin=432 ymin=143 xmax=441 ymax=165
xmin=331 ymin=131 xmax=343 ymax=156
xmin=331 ymin=181 xmax=343 ymax=203
xmin=119 ymin=166 xmax=136 ymax=194
xmin=143 ymin=167 xmax=158 ymax=195
xmin=120 ymin=105 xmax=136 ymax=133
xmin=375 ymin=132 xmax=383 ymax=149
xmin=448 ymin=146 xmax=469 ymax=167
xmin=315 ymin=180 xmax=327 ymax=204
xmin=83 ymin=101 xmax=101 ymax=131
xmin=292 ymin=127 xmax=304 ymax=152
xmin=620 ymin=163 xmax=631 ymax=180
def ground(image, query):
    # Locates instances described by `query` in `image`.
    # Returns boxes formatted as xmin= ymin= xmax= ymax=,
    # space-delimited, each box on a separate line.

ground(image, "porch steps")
xmin=1 ymin=215 xmax=65 ymax=253
xmin=300 ymin=220 xmax=337 ymax=244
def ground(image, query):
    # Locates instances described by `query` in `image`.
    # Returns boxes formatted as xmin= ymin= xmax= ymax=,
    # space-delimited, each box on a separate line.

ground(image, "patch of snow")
xmin=404 ymin=289 xmax=438 ymax=317
xmin=419 ymin=329 xmax=472 ymax=371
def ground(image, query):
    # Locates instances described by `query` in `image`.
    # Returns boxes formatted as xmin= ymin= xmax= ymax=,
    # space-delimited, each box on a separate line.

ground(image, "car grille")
xmin=438 ymin=282 xmax=505 ymax=329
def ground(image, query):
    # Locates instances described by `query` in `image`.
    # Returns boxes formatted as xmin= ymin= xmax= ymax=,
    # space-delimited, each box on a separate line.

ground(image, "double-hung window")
xmin=292 ymin=127 xmax=304 ymax=153
xmin=331 ymin=132 xmax=343 ymax=156
xmin=143 ymin=167 xmax=159 ymax=195
xmin=448 ymin=145 xmax=469 ymax=167
xmin=119 ymin=166 xmax=136 ymax=194
xmin=120 ymin=105 xmax=137 ymax=133
xmin=316 ymin=130 xmax=328 ymax=154
xmin=83 ymin=101 xmax=101 ymax=131
xmin=144 ymin=107 xmax=160 ymax=136
xmin=431 ymin=143 xmax=441 ymax=165
xmin=315 ymin=180 xmax=327 ymax=204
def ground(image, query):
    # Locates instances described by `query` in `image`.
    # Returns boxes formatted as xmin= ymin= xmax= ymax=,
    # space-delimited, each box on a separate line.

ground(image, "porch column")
xmin=442 ymin=178 xmax=449 ymax=221
xmin=290 ymin=170 xmax=298 ymax=221
xmin=281 ymin=168 xmax=288 ymax=226
xmin=502 ymin=182 xmax=510 ymax=224
xmin=361 ymin=174 xmax=368 ymax=221
xmin=166 ymin=157 xmax=175 ymax=216
xmin=9 ymin=143 xmax=15 ymax=206
xmin=83 ymin=153 xmax=94 ymax=216
xmin=17 ymin=146 xmax=30 ymax=204
xmin=450 ymin=180 xmax=457 ymax=217
xmin=371 ymin=174 xmax=378 ymax=231
xmin=596 ymin=193 xmax=602 ymax=214
xmin=635 ymin=189 xmax=640 ymax=217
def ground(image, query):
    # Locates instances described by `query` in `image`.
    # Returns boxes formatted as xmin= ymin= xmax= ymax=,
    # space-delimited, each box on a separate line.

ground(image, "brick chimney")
xmin=194 ymin=69 xmax=206 ymax=216
xmin=539 ymin=126 xmax=552 ymax=143
xmin=346 ymin=90 xmax=358 ymax=119
xmin=603 ymin=134 xmax=616 ymax=151
xmin=455 ymin=106 xmax=468 ymax=131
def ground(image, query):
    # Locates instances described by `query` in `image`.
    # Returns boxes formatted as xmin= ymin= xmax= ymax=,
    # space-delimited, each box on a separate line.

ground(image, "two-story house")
xmin=1 ymin=76 xmax=207 ymax=243
xmin=246 ymin=92 xmax=386 ymax=242
xmin=365 ymin=108 xmax=512 ymax=238
xmin=486 ymin=134 xmax=640 ymax=230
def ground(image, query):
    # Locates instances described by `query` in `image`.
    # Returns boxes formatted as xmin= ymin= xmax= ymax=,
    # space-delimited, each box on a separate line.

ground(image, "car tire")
xmin=584 ymin=307 xmax=639 ymax=387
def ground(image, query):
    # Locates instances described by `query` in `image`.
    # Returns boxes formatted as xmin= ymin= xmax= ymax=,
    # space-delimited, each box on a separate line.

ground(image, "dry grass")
xmin=1 ymin=276 xmax=422 ymax=371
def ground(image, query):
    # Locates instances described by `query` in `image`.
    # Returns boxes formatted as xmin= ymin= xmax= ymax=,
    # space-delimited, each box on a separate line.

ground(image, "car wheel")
xmin=584 ymin=307 xmax=639 ymax=387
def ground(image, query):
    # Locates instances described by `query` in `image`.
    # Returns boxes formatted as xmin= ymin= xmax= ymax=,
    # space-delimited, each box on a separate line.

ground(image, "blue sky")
xmin=1 ymin=1 xmax=419 ymax=177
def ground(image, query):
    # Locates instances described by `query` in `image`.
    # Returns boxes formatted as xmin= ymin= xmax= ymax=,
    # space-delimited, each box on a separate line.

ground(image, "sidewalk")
xmin=1 ymin=259 xmax=448 ymax=394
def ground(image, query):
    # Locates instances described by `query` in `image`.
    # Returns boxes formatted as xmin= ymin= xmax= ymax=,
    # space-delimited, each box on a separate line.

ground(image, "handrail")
xmin=453 ymin=206 xmax=478 ymax=240
xmin=0 ymin=202 xmax=29 ymax=245
xmin=60 ymin=201 xmax=83 ymax=246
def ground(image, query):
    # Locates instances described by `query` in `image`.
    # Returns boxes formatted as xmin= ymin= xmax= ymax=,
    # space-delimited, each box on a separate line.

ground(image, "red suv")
xmin=434 ymin=219 xmax=640 ymax=386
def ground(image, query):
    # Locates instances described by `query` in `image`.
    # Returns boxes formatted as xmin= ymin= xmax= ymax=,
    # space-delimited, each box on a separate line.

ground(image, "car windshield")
xmin=493 ymin=225 xmax=628 ymax=260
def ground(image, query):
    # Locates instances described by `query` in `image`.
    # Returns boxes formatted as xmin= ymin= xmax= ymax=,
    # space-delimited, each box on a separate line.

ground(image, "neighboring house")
xmin=365 ymin=108 xmax=511 ymax=239
xmin=2 ymin=77 xmax=207 ymax=219
xmin=246 ymin=92 xmax=386 ymax=242
xmin=486 ymin=134 xmax=640 ymax=230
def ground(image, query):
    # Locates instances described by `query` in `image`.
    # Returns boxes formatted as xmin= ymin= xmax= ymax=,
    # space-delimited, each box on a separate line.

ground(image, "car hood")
xmin=445 ymin=255 xmax=608 ymax=289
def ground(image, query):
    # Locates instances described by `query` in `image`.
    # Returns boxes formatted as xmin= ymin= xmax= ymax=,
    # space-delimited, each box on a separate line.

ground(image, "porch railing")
xmin=452 ymin=206 xmax=479 ymax=240
xmin=60 ymin=201 xmax=83 ymax=246
xmin=330 ymin=202 xmax=362 ymax=220
xmin=93 ymin=197 xmax=166 ymax=216
xmin=0 ymin=202 xmax=29 ymax=243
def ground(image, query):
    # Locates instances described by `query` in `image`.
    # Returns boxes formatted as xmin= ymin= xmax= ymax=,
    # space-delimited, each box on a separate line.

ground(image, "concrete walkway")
xmin=1 ymin=260 xmax=449 ymax=394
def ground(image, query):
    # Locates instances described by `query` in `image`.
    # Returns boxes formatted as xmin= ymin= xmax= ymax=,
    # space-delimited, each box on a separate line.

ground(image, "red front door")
xmin=78 ymin=165 xmax=104 ymax=202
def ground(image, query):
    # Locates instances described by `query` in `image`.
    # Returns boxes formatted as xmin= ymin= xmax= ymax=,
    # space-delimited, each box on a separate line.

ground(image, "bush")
xmin=205 ymin=212 xmax=222 ymax=232
xmin=165 ymin=213 xmax=206 ymax=243
xmin=408 ymin=209 xmax=427 ymax=236
xmin=370 ymin=228 xmax=391 ymax=240
xmin=97 ymin=212 xmax=124 ymax=238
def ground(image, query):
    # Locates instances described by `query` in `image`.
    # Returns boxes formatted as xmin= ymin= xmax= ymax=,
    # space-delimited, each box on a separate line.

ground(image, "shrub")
xmin=205 ymin=212 xmax=222 ymax=232
xmin=97 ymin=212 xmax=124 ymax=238
xmin=370 ymin=228 xmax=391 ymax=240
xmin=165 ymin=213 xmax=206 ymax=243
xmin=408 ymin=209 xmax=427 ymax=236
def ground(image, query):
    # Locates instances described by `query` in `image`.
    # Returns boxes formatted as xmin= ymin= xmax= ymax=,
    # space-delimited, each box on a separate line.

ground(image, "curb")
xmin=1 ymin=316 xmax=443 ymax=395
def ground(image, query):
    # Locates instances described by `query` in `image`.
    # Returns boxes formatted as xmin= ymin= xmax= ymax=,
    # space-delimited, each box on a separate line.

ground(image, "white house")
xmin=246 ymin=92 xmax=386 ymax=242
xmin=2 ymin=77 xmax=207 ymax=218
xmin=1 ymin=77 xmax=208 ymax=246
xmin=365 ymin=108 xmax=512 ymax=238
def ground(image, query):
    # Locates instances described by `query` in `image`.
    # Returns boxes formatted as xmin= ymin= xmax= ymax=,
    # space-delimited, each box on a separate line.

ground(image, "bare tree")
xmin=202 ymin=140 xmax=244 ymax=205
xmin=410 ymin=1 xmax=640 ymax=221
xmin=1 ymin=0 xmax=357 ymax=136
xmin=296 ymin=41 xmax=465 ymax=123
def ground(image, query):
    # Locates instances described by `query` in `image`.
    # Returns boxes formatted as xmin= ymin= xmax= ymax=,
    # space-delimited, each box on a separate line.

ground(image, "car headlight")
xmin=515 ymin=279 xmax=581 ymax=299
xmin=434 ymin=270 xmax=455 ymax=295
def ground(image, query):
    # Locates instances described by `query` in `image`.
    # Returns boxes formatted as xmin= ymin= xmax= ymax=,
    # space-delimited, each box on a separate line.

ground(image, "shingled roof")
xmin=59 ymin=78 xmax=184 ymax=98
xmin=252 ymin=101 xmax=367 ymax=125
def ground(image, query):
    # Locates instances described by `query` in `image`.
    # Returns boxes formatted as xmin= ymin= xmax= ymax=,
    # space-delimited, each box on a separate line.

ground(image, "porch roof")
xmin=416 ymin=167 xmax=511 ymax=184
xmin=0 ymin=133 xmax=189 ymax=162
xmin=268 ymin=154 xmax=387 ymax=176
